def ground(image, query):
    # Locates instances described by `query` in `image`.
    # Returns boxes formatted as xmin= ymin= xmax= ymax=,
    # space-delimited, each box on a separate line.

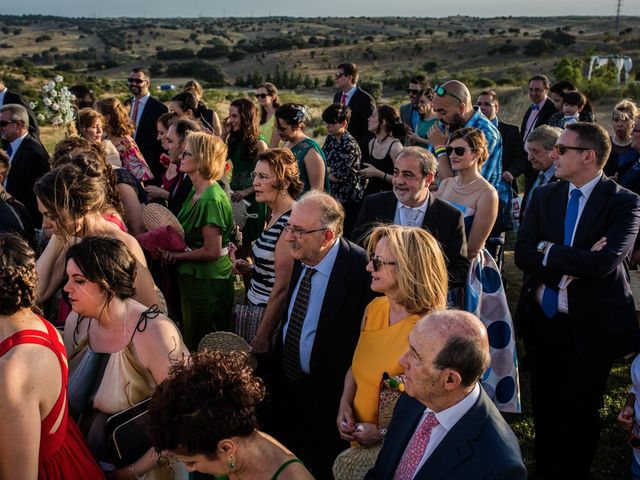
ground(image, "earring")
xmin=227 ymin=454 xmax=236 ymax=471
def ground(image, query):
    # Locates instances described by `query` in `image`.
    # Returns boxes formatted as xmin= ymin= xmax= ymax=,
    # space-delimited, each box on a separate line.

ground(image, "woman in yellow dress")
xmin=337 ymin=225 xmax=448 ymax=447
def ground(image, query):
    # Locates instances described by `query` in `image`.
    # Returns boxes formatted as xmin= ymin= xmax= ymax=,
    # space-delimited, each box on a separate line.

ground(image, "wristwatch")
xmin=537 ymin=241 xmax=549 ymax=253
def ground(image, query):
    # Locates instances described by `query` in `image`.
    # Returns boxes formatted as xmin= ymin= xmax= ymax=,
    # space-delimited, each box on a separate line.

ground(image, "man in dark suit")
xmin=520 ymin=125 xmax=561 ymax=224
xmin=0 ymin=78 xmax=40 ymax=146
xmin=520 ymin=74 xmax=556 ymax=142
xmin=268 ymin=191 xmax=374 ymax=479
xmin=352 ymin=147 xmax=468 ymax=289
xmin=400 ymin=75 xmax=428 ymax=139
xmin=332 ymin=62 xmax=375 ymax=151
xmin=515 ymin=123 xmax=640 ymax=479
xmin=0 ymin=104 xmax=49 ymax=226
xmin=366 ymin=310 xmax=526 ymax=480
xmin=128 ymin=67 xmax=168 ymax=185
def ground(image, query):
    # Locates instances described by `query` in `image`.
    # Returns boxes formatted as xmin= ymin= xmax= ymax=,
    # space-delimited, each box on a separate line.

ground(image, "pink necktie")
xmin=393 ymin=412 xmax=439 ymax=480
xmin=341 ymin=93 xmax=347 ymax=105
xmin=131 ymin=99 xmax=140 ymax=127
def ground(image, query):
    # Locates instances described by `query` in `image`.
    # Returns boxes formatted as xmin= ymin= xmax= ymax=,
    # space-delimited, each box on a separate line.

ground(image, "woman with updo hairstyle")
xmin=0 ymin=233 xmax=103 ymax=479
xmin=159 ymin=132 xmax=235 ymax=349
xmin=96 ymin=97 xmax=154 ymax=183
xmin=337 ymin=225 xmax=447 ymax=454
xmin=435 ymin=126 xmax=497 ymax=259
xmin=170 ymin=91 xmax=217 ymax=136
xmin=604 ymin=99 xmax=639 ymax=180
xmin=226 ymin=98 xmax=269 ymax=264
xmin=76 ymin=107 xmax=122 ymax=166
xmin=360 ymin=104 xmax=405 ymax=198
xmin=35 ymin=164 xmax=160 ymax=308
xmin=147 ymin=350 xmax=313 ymax=479
xmin=322 ymin=102 xmax=364 ymax=237
xmin=256 ymin=82 xmax=281 ymax=147
xmin=232 ymin=149 xmax=302 ymax=353
xmin=64 ymin=236 xmax=188 ymax=480
xmin=275 ymin=103 xmax=329 ymax=193
xmin=183 ymin=79 xmax=222 ymax=136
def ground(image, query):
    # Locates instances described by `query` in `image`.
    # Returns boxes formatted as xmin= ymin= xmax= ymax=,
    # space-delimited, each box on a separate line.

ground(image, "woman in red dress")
xmin=0 ymin=233 xmax=104 ymax=479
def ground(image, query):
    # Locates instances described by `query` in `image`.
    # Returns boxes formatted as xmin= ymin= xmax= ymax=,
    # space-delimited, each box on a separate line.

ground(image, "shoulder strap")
xmin=130 ymin=305 xmax=161 ymax=343
xmin=272 ymin=458 xmax=304 ymax=480
xmin=385 ymin=140 xmax=401 ymax=157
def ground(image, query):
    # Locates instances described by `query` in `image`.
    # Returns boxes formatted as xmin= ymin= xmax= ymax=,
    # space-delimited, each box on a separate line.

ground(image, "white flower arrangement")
xmin=32 ymin=75 xmax=76 ymax=128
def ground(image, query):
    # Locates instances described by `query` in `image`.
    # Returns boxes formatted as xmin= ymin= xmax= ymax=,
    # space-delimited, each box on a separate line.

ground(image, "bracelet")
xmin=434 ymin=146 xmax=447 ymax=155
xmin=436 ymin=151 xmax=448 ymax=158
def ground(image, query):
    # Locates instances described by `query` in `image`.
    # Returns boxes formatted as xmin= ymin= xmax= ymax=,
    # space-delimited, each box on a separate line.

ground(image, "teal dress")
xmin=415 ymin=118 xmax=437 ymax=149
xmin=290 ymin=138 xmax=330 ymax=193
xmin=177 ymin=182 xmax=234 ymax=349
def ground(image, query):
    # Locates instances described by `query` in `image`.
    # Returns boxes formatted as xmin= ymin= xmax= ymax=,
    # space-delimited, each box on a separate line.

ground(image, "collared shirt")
xmin=410 ymin=106 xmax=421 ymax=132
xmin=130 ymin=93 xmax=150 ymax=137
xmin=393 ymin=194 xmax=429 ymax=227
xmin=523 ymin=96 xmax=547 ymax=141
xmin=341 ymin=85 xmax=358 ymax=106
xmin=0 ymin=87 xmax=6 ymax=106
xmin=283 ymin=239 xmax=341 ymax=374
xmin=8 ymin=132 xmax=28 ymax=162
xmin=411 ymin=383 xmax=481 ymax=478
xmin=524 ymin=165 xmax=556 ymax=212
xmin=538 ymin=173 xmax=602 ymax=313
xmin=464 ymin=107 xmax=503 ymax=189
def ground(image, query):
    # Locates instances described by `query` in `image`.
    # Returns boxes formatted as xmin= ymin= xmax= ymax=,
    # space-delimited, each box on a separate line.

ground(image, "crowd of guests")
xmin=0 ymin=62 xmax=640 ymax=480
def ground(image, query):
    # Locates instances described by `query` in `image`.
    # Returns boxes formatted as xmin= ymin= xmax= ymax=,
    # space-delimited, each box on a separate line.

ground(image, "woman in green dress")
xmin=226 ymin=98 xmax=268 ymax=263
xmin=159 ymin=132 xmax=234 ymax=350
xmin=275 ymin=103 xmax=330 ymax=193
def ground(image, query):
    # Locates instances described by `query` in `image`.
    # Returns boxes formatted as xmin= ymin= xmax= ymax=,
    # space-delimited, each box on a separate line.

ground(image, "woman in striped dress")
xmin=233 ymin=149 xmax=304 ymax=353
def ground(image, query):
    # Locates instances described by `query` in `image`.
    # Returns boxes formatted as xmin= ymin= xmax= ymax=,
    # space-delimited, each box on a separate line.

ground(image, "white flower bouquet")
xmin=31 ymin=75 xmax=77 ymax=134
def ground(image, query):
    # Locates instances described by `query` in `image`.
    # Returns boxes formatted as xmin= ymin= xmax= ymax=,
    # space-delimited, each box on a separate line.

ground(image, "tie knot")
xmin=531 ymin=104 xmax=539 ymax=111
xmin=303 ymin=267 xmax=316 ymax=280
xmin=419 ymin=412 xmax=439 ymax=433
xmin=570 ymin=188 xmax=582 ymax=200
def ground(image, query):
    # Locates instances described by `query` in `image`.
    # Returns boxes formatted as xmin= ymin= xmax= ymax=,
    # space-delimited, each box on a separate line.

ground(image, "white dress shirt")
xmin=393 ymin=195 xmax=429 ymax=227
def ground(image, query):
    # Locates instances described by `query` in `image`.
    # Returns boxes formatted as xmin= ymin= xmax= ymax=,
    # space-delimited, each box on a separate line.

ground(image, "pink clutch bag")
xmin=136 ymin=226 xmax=187 ymax=259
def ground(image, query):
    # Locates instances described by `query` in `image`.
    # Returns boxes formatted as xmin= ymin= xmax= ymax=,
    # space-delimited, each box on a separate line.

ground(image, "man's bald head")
xmin=433 ymin=80 xmax=474 ymax=129
xmin=441 ymin=80 xmax=472 ymax=109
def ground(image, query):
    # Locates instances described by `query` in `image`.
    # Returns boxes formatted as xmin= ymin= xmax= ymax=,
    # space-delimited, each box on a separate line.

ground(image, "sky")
xmin=3 ymin=0 xmax=639 ymax=19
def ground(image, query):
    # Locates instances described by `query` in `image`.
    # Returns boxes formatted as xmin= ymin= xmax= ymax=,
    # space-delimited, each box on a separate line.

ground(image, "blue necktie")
xmin=541 ymin=188 xmax=582 ymax=317
xmin=5 ymin=143 xmax=12 ymax=157
xmin=531 ymin=104 xmax=540 ymax=111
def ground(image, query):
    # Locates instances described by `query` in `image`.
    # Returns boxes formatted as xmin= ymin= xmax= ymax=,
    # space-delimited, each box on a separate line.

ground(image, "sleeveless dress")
xmin=351 ymin=296 xmax=420 ymax=424
xmin=69 ymin=309 xmax=174 ymax=479
xmin=0 ymin=317 xmax=104 ymax=479
xmin=290 ymin=138 xmax=331 ymax=193
xmin=217 ymin=458 xmax=304 ymax=480
xmin=362 ymin=139 xmax=400 ymax=198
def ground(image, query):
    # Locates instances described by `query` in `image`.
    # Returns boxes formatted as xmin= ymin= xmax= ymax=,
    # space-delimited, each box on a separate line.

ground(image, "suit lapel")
xmin=572 ymin=177 xmax=610 ymax=247
xmin=421 ymin=194 xmax=439 ymax=237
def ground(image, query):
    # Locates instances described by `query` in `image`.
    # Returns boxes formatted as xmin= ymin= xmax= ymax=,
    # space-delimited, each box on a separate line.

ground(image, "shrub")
xmin=474 ymin=77 xmax=496 ymax=88
xmin=523 ymin=39 xmax=554 ymax=56
xmin=157 ymin=48 xmax=195 ymax=60
xmin=361 ymin=81 xmax=383 ymax=101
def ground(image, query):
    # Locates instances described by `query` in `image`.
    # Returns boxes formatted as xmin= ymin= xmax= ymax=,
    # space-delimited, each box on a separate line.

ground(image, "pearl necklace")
xmin=454 ymin=176 xmax=483 ymax=189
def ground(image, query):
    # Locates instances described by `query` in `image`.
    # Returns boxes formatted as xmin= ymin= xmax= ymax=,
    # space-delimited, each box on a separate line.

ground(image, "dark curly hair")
xmin=66 ymin=236 xmax=137 ymax=303
xmin=275 ymin=103 xmax=309 ymax=129
xmin=256 ymin=148 xmax=304 ymax=199
xmin=321 ymin=102 xmax=351 ymax=126
xmin=0 ymin=234 xmax=38 ymax=316
xmin=226 ymin=98 xmax=261 ymax=167
xmin=146 ymin=350 xmax=264 ymax=456
xmin=34 ymin=164 xmax=106 ymax=241
xmin=376 ymin=104 xmax=407 ymax=141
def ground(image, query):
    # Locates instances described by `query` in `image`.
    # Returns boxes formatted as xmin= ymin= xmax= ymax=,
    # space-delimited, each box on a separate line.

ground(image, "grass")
xmin=501 ymin=251 xmax=633 ymax=479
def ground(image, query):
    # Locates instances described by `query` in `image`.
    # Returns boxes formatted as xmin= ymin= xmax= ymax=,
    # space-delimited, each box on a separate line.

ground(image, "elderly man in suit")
xmin=520 ymin=74 xmax=556 ymax=142
xmin=332 ymin=62 xmax=375 ymax=151
xmin=366 ymin=310 xmax=526 ymax=480
xmin=516 ymin=122 xmax=640 ymax=479
xmin=351 ymin=147 xmax=468 ymax=289
xmin=0 ymin=78 xmax=39 ymax=145
xmin=128 ymin=67 xmax=168 ymax=185
xmin=268 ymin=190 xmax=375 ymax=479
xmin=0 ymin=104 xmax=49 ymax=226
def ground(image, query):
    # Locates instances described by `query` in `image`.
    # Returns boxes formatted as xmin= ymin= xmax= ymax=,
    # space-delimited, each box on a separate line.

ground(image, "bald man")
xmin=366 ymin=310 xmax=526 ymax=480
xmin=428 ymin=80 xmax=503 ymax=191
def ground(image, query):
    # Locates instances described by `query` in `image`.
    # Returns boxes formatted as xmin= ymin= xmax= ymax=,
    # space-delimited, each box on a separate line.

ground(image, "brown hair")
xmin=0 ymin=233 xmax=37 ymax=315
xmin=184 ymin=132 xmax=228 ymax=181
xmin=96 ymin=97 xmax=134 ymax=137
xmin=227 ymin=98 xmax=261 ymax=165
xmin=448 ymin=127 xmax=489 ymax=168
xmin=256 ymin=148 xmax=304 ymax=199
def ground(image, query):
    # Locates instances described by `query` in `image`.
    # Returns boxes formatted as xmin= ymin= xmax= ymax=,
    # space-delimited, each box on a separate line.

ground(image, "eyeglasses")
xmin=434 ymin=85 xmax=464 ymax=104
xmin=179 ymin=150 xmax=192 ymax=158
xmin=477 ymin=101 xmax=494 ymax=107
xmin=335 ymin=72 xmax=346 ymax=79
xmin=369 ymin=255 xmax=397 ymax=272
xmin=407 ymin=88 xmax=424 ymax=95
xmin=255 ymin=93 xmax=269 ymax=99
xmin=446 ymin=146 xmax=475 ymax=157
xmin=251 ymin=171 xmax=273 ymax=182
xmin=553 ymin=144 xmax=592 ymax=155
xmin=0 ymin=120 xmax=16 ymax=128
xmin=284 ymin=224 xmax=327 ymax=239
xmin=127 ymin=77 xmax=145 ymax=84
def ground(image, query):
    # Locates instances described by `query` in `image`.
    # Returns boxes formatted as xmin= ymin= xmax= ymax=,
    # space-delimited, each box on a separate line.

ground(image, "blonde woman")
xmin=337 ymin=225 xmax=448 ymax=447
xmin=159 ymin=132 xmax=234 ymax=350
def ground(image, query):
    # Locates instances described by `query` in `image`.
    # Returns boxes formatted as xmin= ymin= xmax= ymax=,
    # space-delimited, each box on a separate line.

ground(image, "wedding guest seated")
xmin=604 ymin=99 xmax=638 ymax=180
xmin=0 ymin=233 xmax=103 ymax=479
xmin=147 ymin=350 xmax=313 ymax=479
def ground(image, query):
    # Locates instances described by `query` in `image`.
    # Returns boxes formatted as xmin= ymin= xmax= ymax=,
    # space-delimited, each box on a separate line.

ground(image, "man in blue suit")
xmin=366 ymin=310 xmax=526 ymax=480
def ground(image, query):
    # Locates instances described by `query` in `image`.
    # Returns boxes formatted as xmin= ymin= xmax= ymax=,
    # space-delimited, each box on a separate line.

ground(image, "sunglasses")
xmin=255 ymin=93 xmax=269 ymax=99
xmin=446 ymin=146 xmax=475 ymax=157
xmin=0 ymin=120 xmax=16 ymax=128
xmin=633 ymin=129 xmax=640 ymax=133
xmin=434 ymin=85 xmax=464 ymax=104
xmin=179 ymin=150 xmax=192 ymax=158
xmin=407 ymin=88 xmax=424 ymax=95
xmin=127 ymin=78 xmax=145 ymax=84
xmin=369 ymin=255 xmax=397 ymax=272
xmin=553 ymin=144 xmax=592 ymax=155
xmin=335 ymin=72 xmax=346 ymax=78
